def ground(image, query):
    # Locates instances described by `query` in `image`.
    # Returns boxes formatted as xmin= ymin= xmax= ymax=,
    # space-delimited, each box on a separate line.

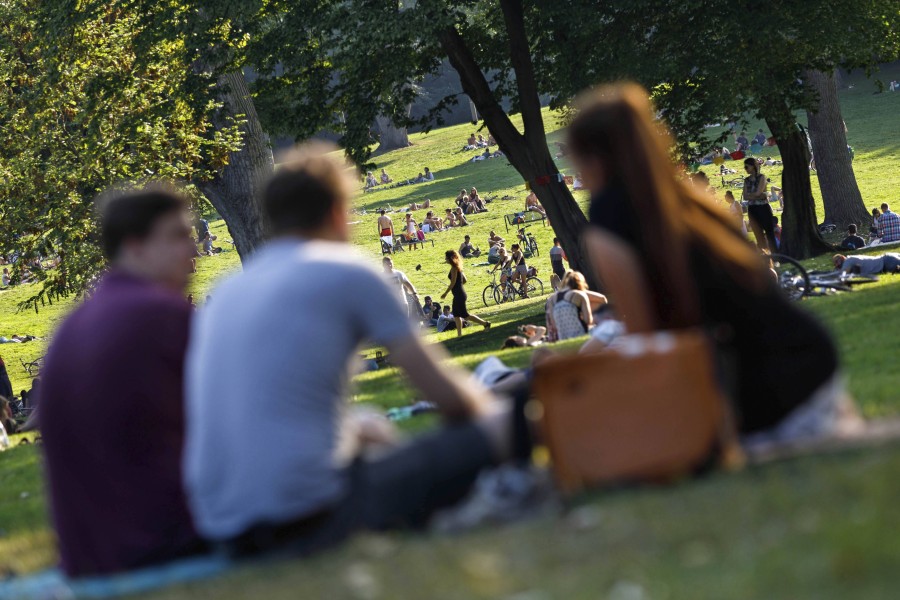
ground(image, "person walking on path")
xmin=441 ymin=250 xmax=491 ymax=337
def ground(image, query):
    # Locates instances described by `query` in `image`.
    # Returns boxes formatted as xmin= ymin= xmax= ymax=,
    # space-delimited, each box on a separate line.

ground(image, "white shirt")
xmin=184 ymin=239 xmax=413 ymax=539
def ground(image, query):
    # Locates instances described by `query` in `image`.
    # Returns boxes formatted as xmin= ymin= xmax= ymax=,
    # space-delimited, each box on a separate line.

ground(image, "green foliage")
xmin=0 ymin=1 xmax=243 ymax=306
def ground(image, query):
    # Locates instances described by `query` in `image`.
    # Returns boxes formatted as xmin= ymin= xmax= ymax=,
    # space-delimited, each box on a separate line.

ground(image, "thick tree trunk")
xmin=764 ymin=110 xmax=833 ymax=259
xmin=438 ymin=3 xmax=593 ymax=287
xmin=374 ymin=115 xmax=410 ymax=153
xmin=199 ymin=70 xmax=274 ymax=261
xmin=805 ymin=70 xmax=870 ymax=228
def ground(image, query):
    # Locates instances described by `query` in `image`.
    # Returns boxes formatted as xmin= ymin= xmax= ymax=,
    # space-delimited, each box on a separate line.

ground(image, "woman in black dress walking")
xmin=441 ymin=250 xmax=491 ymax=337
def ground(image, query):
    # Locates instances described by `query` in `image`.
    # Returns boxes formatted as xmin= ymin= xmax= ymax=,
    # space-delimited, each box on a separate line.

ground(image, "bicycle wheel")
xmin=525 ymin=277 xmax=544 ymax=297
xmin=493 ymin=284 xmax=507 ymax=304
xmin=770 ymin=254 xmax=810 ymax=301
xmin=482 ymin=285 xmax=495 ymax=307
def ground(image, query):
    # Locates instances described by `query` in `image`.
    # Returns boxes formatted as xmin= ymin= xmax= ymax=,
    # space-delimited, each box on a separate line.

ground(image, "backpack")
xmin=551 ymin=291 xmax=586 ymax=340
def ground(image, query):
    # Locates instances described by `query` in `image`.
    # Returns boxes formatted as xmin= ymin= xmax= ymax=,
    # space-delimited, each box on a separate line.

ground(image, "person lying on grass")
xmin=184 ymin=143 xmax=530 ymax=560
xmin=832 ymin=253 xmax=900 ymax=276
xmin=40 ymin=186 xmax=206 ymax=577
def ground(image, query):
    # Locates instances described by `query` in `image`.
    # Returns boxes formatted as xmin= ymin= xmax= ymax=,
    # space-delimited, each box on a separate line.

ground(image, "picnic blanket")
xmin=0 ymin=554 xmax=231 ymax=600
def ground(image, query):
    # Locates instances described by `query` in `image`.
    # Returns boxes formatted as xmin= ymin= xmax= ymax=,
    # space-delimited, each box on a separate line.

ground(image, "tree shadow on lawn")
xmin=356 ymin=159 xmax=527 ymax=213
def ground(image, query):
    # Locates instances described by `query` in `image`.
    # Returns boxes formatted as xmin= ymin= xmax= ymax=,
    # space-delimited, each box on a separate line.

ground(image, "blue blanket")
xmin=0 ymin=554 xmax=231 ymax=600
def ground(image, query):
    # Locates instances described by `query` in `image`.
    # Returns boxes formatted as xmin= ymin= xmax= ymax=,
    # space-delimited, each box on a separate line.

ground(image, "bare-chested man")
xmin=377 ymin=210 xmax=394 ymax=238
xmin=525 ymin=192 xmax=546 ymax=217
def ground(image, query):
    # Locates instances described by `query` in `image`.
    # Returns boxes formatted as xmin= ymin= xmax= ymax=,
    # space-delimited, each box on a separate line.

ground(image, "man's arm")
xmin=388 ymin=334 xmax=491 ymax=421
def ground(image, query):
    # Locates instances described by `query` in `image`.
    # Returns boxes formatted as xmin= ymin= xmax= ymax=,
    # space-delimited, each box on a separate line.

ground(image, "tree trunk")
xmin=805 ymin=69 xmax=870 ymax=228
xmin=764 ymin=110 xmax=833 ymax=259
xmin=438 ymin=4 xmax=593 ymax=287
xmin=374 ymin=114 xmax=410 ymax=153
xmin=199 ymin=70 xmax=274 ymax=261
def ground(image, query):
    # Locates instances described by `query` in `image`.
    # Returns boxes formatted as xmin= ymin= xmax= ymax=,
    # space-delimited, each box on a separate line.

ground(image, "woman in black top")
xmin=742 ymin=158 xmax=776 ymax=251
xmin=565 ymin=83 xmax=859 ymax=439
xmin=441 ymin=250 xmax=491 ymax=337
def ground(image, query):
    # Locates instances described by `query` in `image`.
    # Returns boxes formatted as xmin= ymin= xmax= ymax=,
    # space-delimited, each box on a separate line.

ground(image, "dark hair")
xmin=501 ymin=336 xmax=527 ymax=349
xmin=553 ymin=237 xmax=559 ymax=244
xmin=263 ymin=143 xmax=350 ymax=235
xmin=380 ymin=209 xmax=386 ymax=216
xmin=99 ymin=188 xmax=187 ymax=260
xmin=848 ymin=224 xmax=858 ymax=234
xmin=567 ymin=83 xmax=766 ymax=329
xmin=743 ymin=157 xmax=757 ymax=170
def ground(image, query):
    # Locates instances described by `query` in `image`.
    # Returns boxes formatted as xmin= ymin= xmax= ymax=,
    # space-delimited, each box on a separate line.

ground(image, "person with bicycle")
xmin=742 ymin=157 xmax=777 ymax=251
xmin=491 ymin=247 xmax=513 ymax=286
xmin=510 ymin=243 xmax=529 ymax=295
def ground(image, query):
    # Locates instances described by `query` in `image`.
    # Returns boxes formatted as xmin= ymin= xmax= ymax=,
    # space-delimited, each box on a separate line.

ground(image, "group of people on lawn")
xmin=27 ymin=84 xmax=864 ymax=588
xmin=365 ymin=166 xmax=434 ymax=190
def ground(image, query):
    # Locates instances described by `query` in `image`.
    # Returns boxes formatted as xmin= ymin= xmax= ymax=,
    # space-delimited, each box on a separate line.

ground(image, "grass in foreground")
xmin=1 ymin=68 xmax=900 ymax=597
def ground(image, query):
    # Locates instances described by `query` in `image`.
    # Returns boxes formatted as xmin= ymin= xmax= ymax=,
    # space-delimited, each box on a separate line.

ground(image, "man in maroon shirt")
xmin=40 ymin=187 xmax=204 ymax=577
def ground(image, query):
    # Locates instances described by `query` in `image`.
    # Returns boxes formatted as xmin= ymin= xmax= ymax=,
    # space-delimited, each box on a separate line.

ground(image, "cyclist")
xmin=491 ymin=247 xmax=513 ymax=285
xmin=510 ymin=243 xmax=529 ymax=294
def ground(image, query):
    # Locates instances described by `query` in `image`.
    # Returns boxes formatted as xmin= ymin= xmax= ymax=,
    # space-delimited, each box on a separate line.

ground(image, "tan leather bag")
xmin=532 ymin=330 xmax=741 ymax=494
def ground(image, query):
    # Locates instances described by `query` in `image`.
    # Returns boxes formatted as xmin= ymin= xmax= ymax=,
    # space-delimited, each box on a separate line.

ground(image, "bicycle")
xmin=493 ymin=273 xmax=544 ymax=304
xmin=516 ymin=225 xmax=540 ymax=257
xmin=20 ymin=356 xmax=43 ymax=377
xmin=482 ymin=270 xmax=503 ymax=306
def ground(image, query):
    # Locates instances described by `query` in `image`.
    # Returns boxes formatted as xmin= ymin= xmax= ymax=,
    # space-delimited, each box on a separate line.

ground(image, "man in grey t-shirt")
xmin=185 ymin=143 xmax=528 ymax=557
xmin=833 ymin=253 xmax=900 ymax=276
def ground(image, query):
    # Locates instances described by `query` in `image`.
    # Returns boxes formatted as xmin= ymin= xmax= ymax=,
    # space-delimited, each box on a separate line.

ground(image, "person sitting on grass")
xmin=840 ymin=224 xmax=866 ymax=251
xmin=1 ymin=267 xmax=10 ymax=287
xmin=569 ymin=82 xmax=861 ymax=447
xmin=525 ymin=191 xmax=546 ymax=217
xmin=200 ymin=232 xmax=222 ymax=255
xmin=877 ymin=203 xmax=900 ymax=243
xmin=753 ymin=129 xmax=767 ymax=146
xmin=423 ymin=211 xmax=443 ymax=232
xmin=454 ymin=207 xmax=470 ymax=226
xmin=184 ymin=143 xmax=528 ymax=560
xmin=488 ymin=230 xmax=505 ymax=248
xmin=436 ymin=304 xmax=456 ymax=333
xmin=364 ymin=171 xmax=378 ymax=189
xmin=421 ymin=296 xmax=438 ymax=326
xmin=380 ymin=169 xmax=392 ymax=184
xmin=467 ymin=133 xmax=477 ymax=148
xmin=423 ymin=167 xmax=434 ymax=181
xmin=832 ymin=253 xmax=900 ymax=276
xmin=487 ymin=133 xmax=497 ymax=146
xmin=456 ymin=189 xmax=468 ymax=207
xmin=545 ymin=271 xmax=594 ymax=341
xmin=469 ymin=188 xmax=487 ymax=213
xmin=572 ymin=173 xmax=584 ymax=191
xmin=444 ymin=208 xmax=458 ymax=228
xmin=459 ymin=235 xmax=481 ymax=258
xmin=40 ymin=186 xmax=205 ymax=577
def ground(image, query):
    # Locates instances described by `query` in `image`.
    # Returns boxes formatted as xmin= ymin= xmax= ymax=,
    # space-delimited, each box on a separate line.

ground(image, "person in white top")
xmin=184 ymin=143 xmax=532 ymax=558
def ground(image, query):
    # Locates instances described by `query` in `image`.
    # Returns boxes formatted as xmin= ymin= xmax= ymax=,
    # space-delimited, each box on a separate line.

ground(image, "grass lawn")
xmin=2 ymin=65 xmax=900 ymax=596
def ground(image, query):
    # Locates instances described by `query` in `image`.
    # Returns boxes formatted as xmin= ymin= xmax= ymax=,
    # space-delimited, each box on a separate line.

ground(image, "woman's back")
xmin=549 ymin=290 xmax=587 ymax=340
xmin=588 ymin=185 xmax=837 ymax=433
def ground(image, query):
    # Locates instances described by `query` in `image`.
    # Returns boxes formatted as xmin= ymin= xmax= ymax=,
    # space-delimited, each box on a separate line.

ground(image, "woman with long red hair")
xmin=568 ymin=83 xmax=860 ymax=444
